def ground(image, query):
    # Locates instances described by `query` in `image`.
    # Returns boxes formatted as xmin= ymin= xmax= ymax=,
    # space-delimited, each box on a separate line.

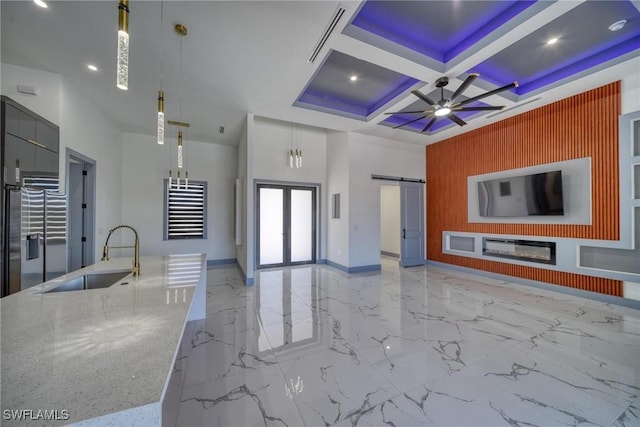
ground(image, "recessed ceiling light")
xmin=546 ymin=37 xmax=558 ymax=45
xmin=33 ymin=0 xmax=48 ymax=8
xmin=609 ymin=20 xmax=627 ymax=32
xmin=350 ymin=75 xmax=358 ymax=82
xmin=87 ymin=64 xmax=98 ymax=71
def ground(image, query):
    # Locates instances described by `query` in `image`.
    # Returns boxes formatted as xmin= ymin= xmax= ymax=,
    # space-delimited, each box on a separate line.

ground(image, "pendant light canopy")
xmin=116 ymin=0 xmax=130 ymax=90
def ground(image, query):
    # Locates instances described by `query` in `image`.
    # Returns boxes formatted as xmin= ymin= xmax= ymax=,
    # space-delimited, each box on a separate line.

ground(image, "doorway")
xmin=66 ymin=150 xmax=96 ymax=272
xmin=380 ymin=185 xmax=400 ymax=259
xmin=256 ymin=184 xmax=316 ymax=268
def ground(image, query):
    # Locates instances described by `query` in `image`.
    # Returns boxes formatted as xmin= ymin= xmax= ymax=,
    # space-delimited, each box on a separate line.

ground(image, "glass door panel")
xmin=258 ymin=187 xmax=284 ymax=265
xmin=290 ymin=189 xmax=313 ymax=263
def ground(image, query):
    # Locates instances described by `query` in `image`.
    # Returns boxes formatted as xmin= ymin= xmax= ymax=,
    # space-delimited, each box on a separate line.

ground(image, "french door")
xmin=257 ymin=184 xmax=316 ymax=268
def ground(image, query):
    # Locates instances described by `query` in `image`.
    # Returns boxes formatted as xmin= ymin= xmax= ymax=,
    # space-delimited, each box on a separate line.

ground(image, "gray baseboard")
xmin=381 ymin=251 xmax=399 ymax=258
xmin=206 ymin=258 xmax=237 ymax=267
xmin=325 ymin=260 xmax=382 ymax=273
xmin=426 ymin=260 xmax=640 ymax=310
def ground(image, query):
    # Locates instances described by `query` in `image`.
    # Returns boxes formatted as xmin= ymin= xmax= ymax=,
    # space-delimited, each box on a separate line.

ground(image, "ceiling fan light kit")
xmin=386 ymin=73 xmax=517 ymax=133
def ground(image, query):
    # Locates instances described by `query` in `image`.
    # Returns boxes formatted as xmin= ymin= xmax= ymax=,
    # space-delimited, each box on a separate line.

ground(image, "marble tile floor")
xmin=163 ymin=259 xmax=640 ymax=427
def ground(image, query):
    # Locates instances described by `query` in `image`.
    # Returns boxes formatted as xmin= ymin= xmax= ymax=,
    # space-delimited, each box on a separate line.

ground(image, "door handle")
xmin=402 ymin=228 xmax=406 ymax=239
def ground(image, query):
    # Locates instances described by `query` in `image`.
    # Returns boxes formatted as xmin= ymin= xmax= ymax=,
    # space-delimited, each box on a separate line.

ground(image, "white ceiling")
xmin=1 ymin=1 xmax=638 ymax=147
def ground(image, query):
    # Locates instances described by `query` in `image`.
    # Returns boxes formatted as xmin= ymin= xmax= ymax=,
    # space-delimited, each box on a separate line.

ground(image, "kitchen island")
xmin=0 ymin=254 xmax=207 ymax=426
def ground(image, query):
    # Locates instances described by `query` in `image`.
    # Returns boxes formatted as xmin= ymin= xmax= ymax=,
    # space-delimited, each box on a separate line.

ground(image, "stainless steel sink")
xmin=44 ymin=271 xmax=131 ymax=293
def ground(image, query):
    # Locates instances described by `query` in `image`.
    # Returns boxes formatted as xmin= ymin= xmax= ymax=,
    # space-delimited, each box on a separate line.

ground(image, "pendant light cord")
xmin=179 ymin=35 xmax=183 ymax=121
xmin=160 ymin=1 xmax=164 ymax=90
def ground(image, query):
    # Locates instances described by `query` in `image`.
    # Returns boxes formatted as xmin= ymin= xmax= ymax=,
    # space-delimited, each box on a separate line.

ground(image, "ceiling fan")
xmin=386 ymin=73 xmax=518 ymax=133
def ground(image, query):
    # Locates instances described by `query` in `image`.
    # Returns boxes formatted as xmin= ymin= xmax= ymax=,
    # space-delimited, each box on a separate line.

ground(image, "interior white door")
xmin=400 ymin=182 xmax=425 ymax=267
xmin=258 ymin=187 xmax=284 ymax=265
xmin=290 ymin=188 xmax=314 ymax=263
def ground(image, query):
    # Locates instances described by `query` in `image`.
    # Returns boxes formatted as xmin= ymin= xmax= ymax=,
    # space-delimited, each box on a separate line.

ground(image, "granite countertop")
xmin=0 ymin=254 xmax=207 ymax=426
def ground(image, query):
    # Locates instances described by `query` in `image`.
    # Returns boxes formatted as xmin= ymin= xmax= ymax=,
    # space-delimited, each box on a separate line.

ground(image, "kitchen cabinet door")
xmin=35 ymin=147 xmax=58 ymax=175
xmin=36 ymin=121 xmax=59 ymax=153
xmin=4 ymin=134 xmax=36 ymax=185
xmin=5 ymin=104 xmax=36 ymax=141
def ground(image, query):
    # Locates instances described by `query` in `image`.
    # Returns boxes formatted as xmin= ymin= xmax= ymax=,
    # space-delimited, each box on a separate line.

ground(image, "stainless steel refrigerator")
xmin=3 ymin=177 xmax=67 ymax=295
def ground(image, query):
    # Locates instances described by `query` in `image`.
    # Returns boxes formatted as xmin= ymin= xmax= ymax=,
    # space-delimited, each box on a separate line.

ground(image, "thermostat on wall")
xmin=17 ymin=85 xmax=39 ymax=96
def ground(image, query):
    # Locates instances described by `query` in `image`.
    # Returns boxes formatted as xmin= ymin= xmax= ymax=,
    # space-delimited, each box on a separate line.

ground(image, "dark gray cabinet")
xmin=5 ymin=103 xmax=36 ymax=142
xmin=2 ymin=97 xmax=61 ymax=298
xmin=36 ymin=120 xmax=59 ymax=153
xmin=1 ymin=97 xmax=59 ymax=185
xmin=4 ymin=134 xmax=36 ymax=185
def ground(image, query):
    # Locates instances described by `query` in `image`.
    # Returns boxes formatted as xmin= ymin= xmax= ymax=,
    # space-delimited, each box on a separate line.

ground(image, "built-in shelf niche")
xmin=449 ymin=235 xmax=474 ymax=252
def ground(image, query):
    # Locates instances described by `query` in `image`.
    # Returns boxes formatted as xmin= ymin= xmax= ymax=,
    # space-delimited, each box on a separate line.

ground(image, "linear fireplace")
xmin=482 ymin=238 xmax=556 ymax=265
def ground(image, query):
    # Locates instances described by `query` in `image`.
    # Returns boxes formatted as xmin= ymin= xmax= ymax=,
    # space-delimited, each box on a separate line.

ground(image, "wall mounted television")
xmin=478 ymin=170 xmax=564 ymax=217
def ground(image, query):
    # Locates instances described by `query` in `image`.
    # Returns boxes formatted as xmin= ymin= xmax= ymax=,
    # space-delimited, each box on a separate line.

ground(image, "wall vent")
xmin=307 ymin=5 xmax=346 ymax=63
xmin=17 ymin=85 xmax=39 ymax=96
xmin=486 ymin=97 xmax=541 ymax=118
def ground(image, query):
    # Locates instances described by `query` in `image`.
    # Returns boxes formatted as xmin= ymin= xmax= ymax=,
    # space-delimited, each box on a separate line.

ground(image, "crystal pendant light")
xmin=177 ymin=131 xmax=183 ymax=168
xmin=157 ymin=91 xmax=165 ymax=145
xmin=116 ymin=0 xmax=130 ymax=90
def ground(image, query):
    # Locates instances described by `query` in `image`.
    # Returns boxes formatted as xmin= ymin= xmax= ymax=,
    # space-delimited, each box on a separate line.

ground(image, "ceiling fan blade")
xmin=454 ymin=106 xmax=505 ymax=112
xmin=384 ymin=110 xmax=428 ymax=115
xmin=422 ymin=117 xmax=438 ymax=132
xmin=411 ymin=89 xmax=436 ymax=106
xmin=450 ymin=73 xmax=479 ymax=104
xmin=392 ymin=115 xmax=428 ymax=129
xmin=448 ymin=113 xmax=467 ymax=127
xmin=457 ymin=82 xmax=518 ymax=107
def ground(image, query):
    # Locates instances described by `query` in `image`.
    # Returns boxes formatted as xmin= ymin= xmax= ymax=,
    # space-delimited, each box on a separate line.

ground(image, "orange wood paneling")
xmin=426 ymin=82 xmax=622 ymax=296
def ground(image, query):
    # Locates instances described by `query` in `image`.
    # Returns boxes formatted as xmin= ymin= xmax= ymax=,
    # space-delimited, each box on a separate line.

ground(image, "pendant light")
xmin=157 ymin=1 xmax=165 ymax=144
xmin=288 ymin=124 xmax=302 ymax=169
xmin=288 ymin=124 xmax=295 ymax=168
xmin=296 ymin=125 xmax=303 ymax=168
xmin=166 ymin=24 xmax=190 ymax=189
xmin=116 ymin=0 xmax=130 ymax=90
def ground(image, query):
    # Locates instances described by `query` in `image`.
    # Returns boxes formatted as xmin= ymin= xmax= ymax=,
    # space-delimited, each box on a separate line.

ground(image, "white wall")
xmin=1 ymin=63 xmax=61 ymax=125
xmin=121 ymin=132 xmax=237 ymax=261
xmin=252 ymin=116 xmax=328 ymax=261
xmin=2 ymin=63 xmax=124 ymax=263
xmin=348 ymin=133 xmax=425 ymax=268
xmin=380 ymin=185 xmax=400 ymax=256
xmin=60 ymin=79 xmax=124 ymax=259
xmin=622 ymin=66 xmax=640 ymax=114
xmin=326 ymin=131 xmax=350 ymax=267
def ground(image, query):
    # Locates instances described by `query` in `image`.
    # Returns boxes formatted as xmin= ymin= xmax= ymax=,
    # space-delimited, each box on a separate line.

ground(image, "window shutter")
xmin=166 ymin=181 xmax=206 ymax=239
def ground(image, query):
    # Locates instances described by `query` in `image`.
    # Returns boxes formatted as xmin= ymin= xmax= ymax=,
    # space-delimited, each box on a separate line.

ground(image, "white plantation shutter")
xmin=164 ymin=180 xmax=207 ymax=239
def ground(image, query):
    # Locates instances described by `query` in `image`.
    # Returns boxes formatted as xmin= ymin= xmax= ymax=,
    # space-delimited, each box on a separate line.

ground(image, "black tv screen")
xmin=478 ymin=170 xmax=564 ymax=217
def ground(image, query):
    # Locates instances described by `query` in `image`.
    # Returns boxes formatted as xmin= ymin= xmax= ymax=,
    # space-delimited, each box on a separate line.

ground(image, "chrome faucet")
xmin=101 ymin=224 xmax=140 ymax=276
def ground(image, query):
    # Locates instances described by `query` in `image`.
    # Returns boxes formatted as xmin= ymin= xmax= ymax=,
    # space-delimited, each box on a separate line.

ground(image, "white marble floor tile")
xmin=175 ymin=365 xmax=304 ymax=427
xmin=276 ymin=348 xmax=398 ymax=426
xmin=165 ymin=263 xmax=640 ymax=427
xmin=612 ymin=396 xmax=640 ymax=427
xmin=181 ymin=317 xmax=278 ymax=390
xmin=468 ymin=345 xmax=632 ymax=426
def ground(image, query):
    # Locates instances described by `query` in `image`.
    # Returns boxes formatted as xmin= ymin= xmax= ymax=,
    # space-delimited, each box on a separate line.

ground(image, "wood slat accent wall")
xmin=426 ymin=82 xmax=622 ymax=296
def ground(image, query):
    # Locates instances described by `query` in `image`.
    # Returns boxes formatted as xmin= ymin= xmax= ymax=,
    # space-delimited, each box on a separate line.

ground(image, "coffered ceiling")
xmin=1 ymin=1 xmax=638 ymax=147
